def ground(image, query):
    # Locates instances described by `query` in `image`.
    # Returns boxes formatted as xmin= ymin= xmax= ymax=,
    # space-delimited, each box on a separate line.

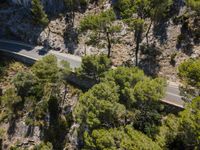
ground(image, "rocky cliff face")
xmin=7 ymin=0 xmax=66 ymax=14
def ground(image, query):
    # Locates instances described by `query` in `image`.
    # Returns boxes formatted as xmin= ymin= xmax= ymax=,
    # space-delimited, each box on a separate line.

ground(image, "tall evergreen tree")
xmin=79 ymin=9 xmax=120 ymax=58
xmin=31 ymin=0 xmax=49 ymax=26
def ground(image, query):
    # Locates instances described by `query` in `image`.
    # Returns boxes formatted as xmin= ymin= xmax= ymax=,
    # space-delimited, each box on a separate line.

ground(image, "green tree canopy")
xmin=0 ymin=88 xmax=22 ymax=118
xmin=31 ymin=0 xmax=49 ymax=26
xmin=79 ymin=9 xmax=120 ymax=57
xmin=113 ymin=0 xmax=135 ymax=19
xmin=12 ymin=71 xmax=39 ymax=98
xmin=75 ymin=66 xmax=166 ymax=138
xmin=186 ymin=0 xmax=200 ymax=13
xmin=78 ymin=54 xmax=111 ymax=81
xmin=133 ymin=78 xmax=166 ymax=102
xmin=156 ymin=114 xmax=180 ymax=149
xmin=178 ymin=58 xmax=200 ymax=88
xmin=33 ymin=142 xmax=53 ymax=150
xmin=101 ymin=67 xmax=166 ymax=108
xmin=74 ymin=81 xmax=126 ymax=129
xmin=101 ymin=67 xmax=166 ymax=137
xmin=31 ymin=55 xmax=60 ymax=83
xmin=83 ymin=126 xmax=162 ymax=150
xmin=179 ymin=96 xmax=200 ymax=148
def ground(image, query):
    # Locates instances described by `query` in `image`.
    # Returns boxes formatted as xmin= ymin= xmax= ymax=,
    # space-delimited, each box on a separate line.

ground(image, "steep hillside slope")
xmin=0 ymin=0 xmax=199 ymax=80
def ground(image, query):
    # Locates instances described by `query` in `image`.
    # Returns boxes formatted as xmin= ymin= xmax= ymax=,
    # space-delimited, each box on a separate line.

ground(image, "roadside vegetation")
xmin=0 ymin=55 xmax=199 ymax=149
xmin=0 ymin=0 xmax=200 ymax=149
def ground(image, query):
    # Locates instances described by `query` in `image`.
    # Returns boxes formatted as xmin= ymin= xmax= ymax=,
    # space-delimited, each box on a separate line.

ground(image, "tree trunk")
xmin=135 ymin=37 xmax=140 ymax=66
xmin=106 ymin=31 xmax=111 ymax=58
xmin=145 ymin=20 xmax=153 ymax=45
xmin=134 ymin=26 xmax=143 ymax=66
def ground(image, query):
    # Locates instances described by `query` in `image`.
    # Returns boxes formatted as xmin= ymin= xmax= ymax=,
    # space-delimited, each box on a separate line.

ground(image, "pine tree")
xmin=79 ymin=9 xmax=120 ymax=58
xmin=31 ymin=0 xmax=49 ymax=26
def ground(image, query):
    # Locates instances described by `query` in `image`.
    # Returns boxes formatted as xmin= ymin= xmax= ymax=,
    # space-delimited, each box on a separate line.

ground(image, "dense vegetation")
xmin=0 ymin=55 xmax=199 ymax=149
xmin=178 ymin=58 xmax=200 ymax=101
xmin=0 ymin=0 xmax=200 ymax=149
xmin=31 ymin=0 xmax=49 ymax=25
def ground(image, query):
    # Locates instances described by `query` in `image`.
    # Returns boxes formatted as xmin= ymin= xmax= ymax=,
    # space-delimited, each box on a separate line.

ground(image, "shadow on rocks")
xmin=139 ymin=43 xmax=162 ymax=77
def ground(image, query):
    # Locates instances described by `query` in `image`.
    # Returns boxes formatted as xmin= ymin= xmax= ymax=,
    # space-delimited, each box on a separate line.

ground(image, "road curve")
xmin=0 ymin=39 xmax=81 ymax=69
xmin=0 ymin=39 xmax=185 ymax=108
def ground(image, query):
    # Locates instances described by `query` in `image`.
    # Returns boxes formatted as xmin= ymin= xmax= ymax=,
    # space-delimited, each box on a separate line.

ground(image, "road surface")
xmin=163 ymin=82 xmax=184 ymax=108
xmin=0 ymin=39 xmax=81 ymax=69
xmin=0 ymin=39 xmax=185 ymax=108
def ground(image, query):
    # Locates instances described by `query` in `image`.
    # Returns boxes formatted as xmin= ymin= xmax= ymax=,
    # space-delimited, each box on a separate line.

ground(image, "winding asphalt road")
xmin=0 ymin=39 xmax=185 ymax=108
xmin=0 ymin=39 xmax=81 ymax=69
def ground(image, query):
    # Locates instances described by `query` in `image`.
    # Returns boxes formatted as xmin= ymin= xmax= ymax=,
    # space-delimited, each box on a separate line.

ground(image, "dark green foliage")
xmin=12 ymin=72 xmax=39 ymax=98
xmin=0 ymin=56 xmax=74 ymax=149
xmin=133 ymin=78 xmax=166 ymax=102
xmin=179 ymin=96 xmax=200 ymax=148
xmin=80 ymin=9 xmax=120 ymax=57
xmin=31 ymin=0 xmax=49 ymax=26
xmin=186 ymin=0 xmax=200 ymax=13
xmin=178 ymin=58 xmax=200 ymax=101
xmin=32 ymin=55 xmax=60 ymax=83
xmin=132 ymin=78 xmax=166 ymax=137
xmin=103 ymin=67 xmax=166 ymax=137
xmin=113 ymin=0 xmax=135 ymax=19
xmin=114 ymin=0 xmax=172 ymax=20
xmin=0 ymin=58 xmax=9 ymax=77
xmin=60 ymin=60 xmax=71 ymax=80
xmin=83 ymin=126 xmax=162 ymax=150
xmin=75 ymin=66 xmax=166 ymax=140
xmin=74 ymin=81 xmax=126 ymax=129
xmin=102 ymin=67 xmax=145 ymax=106
xmin=101 ymin=67 xmax=165 ymax=107
xmin=148 ymin=0 xmax=173 ymax=20
xmin=78 ymin=54 xmax=111 ymax=81
xmin=0 ymin=88 xmax=22 ymax=118
xmin=1 ymin=0 xmax=200 ymax=148
xmin=156 ymin=114 xmax=180 ymax=148
xmin=177 ymin=1 xmax=200 ymax=46
xmin=80 ymin=9 xmax=116 ymax=31
xmin=155 ymin=97 xmax=200 ymax=149
xmin=24 ymin=96 xmax=49 ymax=127
xmin=33 ymin=142 xmax=53 ymax=150
xmin=0 ymin=64 xmax=5 ymax=76
xmin=178 ymin=58 xmax=200 ymax=88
